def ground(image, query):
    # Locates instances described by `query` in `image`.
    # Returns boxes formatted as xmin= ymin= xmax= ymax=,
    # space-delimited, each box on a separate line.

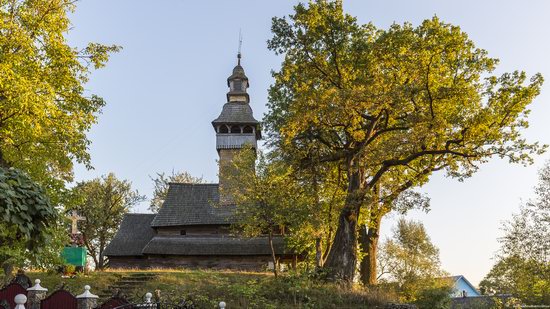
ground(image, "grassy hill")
xmin=2 ymin=269 xmax=395 ymax=308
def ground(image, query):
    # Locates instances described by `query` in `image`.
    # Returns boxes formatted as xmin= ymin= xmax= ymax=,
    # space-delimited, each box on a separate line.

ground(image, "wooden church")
xmin=104 ymin=54 xmax=293 ymax=270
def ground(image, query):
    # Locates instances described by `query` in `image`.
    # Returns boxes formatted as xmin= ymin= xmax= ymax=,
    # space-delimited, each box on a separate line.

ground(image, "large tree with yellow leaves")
xmin=265 ymin=0 xmax=544 ymax=283
xmin=0 ymin=0 xmax=119 ymax=200
xmin=0 ymin=0 xmax=118 ymax=274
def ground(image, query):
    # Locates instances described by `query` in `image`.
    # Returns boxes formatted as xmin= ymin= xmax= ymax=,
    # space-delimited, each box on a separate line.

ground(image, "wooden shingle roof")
xmin=211 ymin=102 xmax=259 ymax=125
xmin=104 ymin=213 xmax=156 ymax=256
xmin=150 ymin=183 xmax=235 ymax=227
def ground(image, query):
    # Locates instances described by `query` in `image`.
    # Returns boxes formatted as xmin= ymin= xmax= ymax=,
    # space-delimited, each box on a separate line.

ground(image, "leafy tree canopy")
xmin=265 ymin=0 xmax=544 ymax=282
xmin=0 ymin=167 xmax=63 ymax=276
xmin=0 ymin=0 xmax=120 ymax=201
xmin=219 ymin=147 xmax=310 ymax=277
xmin=377 ymin=219 xmax=446 ymax=301
xmin=480 ymin=161 xmax=550 ymax=304
xmin=68 ymin=173 xmax=145 ymax=270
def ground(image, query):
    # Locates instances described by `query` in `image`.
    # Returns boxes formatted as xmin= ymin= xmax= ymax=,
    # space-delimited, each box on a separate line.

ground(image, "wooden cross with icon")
xmin=68 ymin=210 xmax=85 ymax=235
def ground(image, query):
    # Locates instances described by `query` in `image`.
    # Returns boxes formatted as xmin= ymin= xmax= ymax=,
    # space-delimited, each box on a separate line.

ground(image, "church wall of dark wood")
xmin=108 ymin=255 xmax=275 ymax=270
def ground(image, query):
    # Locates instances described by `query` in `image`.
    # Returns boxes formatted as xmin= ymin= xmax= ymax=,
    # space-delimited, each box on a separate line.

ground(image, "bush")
xmin=63 ymin=264 xmax=76 ymax=276
xmin=414 ymin=285 xmax=453 ymax=309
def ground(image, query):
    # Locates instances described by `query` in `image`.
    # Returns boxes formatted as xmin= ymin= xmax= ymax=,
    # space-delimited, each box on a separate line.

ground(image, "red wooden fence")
xmin=0 ymin=283 xmax=27 ymax=308
xmin=40 ymin=289 xmax=77 ymax=309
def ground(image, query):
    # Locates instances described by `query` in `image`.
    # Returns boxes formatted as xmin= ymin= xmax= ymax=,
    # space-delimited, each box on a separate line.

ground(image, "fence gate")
xmin=0 ymin=283 xmax=26 ymax=309
xmin=40 ymin=289 xmax=77 ymax=309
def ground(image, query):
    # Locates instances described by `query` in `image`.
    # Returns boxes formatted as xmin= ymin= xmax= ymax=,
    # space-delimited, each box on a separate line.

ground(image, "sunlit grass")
xmin=2 ymin=269 xmax=394 ymax=308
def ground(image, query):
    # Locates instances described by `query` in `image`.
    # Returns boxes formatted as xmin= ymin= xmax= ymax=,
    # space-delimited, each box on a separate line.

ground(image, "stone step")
xmin=110 ymin=285 xmax=140 ymax=290
xmin=126 ymin=273 xmax=158 ymax=277
xmin=97 ymin=273 xmax=158 ymax=301
xmin=115 ymin=281 xmax=144 ymax=285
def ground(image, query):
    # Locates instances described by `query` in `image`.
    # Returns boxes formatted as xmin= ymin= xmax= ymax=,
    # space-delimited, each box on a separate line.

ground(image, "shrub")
xmin=414 ymin=285 xmax=453 ymax=309
xmin=64 ymin=264 xmax=76 ymax=276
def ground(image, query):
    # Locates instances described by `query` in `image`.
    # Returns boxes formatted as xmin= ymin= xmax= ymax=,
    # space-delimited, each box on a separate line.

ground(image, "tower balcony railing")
xmin=216 ymin=133 xmax=257 ymax=149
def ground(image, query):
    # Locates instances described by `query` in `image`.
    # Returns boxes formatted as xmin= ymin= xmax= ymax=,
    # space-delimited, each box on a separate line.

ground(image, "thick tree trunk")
xmin=324 ymin=205 xmax=360 ymax=282
xmin=359 ymin=213 xmax=382 ymax=285
xmin=84 ymin=239 xmax=99 ymax=270
xmin=324 ymin=163 xmax=365 ymax=283
xmin=98 ymin=255 xmax=103 ymax=270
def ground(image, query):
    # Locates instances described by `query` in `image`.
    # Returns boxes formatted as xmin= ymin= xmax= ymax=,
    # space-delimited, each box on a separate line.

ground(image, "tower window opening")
xmin=219 ymin=125 xmax=229 ymax=133
xmin=230 ymin=125 xmax=241 ymax=133
xmin=243 ymin=126 xmax=253 ymax=134
xmin=232 ymin=80 xmax=243 ymax=91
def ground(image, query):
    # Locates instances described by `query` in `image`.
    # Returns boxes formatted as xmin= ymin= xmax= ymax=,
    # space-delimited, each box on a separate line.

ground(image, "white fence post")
xmin=14 ymin=294 xmax=27 ymax=309
xmin=219 ymin=301 xmax=226 ymax=309
xmin=144 ymin=292 xmax=152 ymax=303
xmin=76 ymin=285 xmax=99 ymax=309
xmin=27 ymin=279 xmax=48 ymax=309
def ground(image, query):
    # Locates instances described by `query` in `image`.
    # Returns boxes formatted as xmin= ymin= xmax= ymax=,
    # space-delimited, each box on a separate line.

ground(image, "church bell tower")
xmin=212 ymin=53 xmax=260 ymax=199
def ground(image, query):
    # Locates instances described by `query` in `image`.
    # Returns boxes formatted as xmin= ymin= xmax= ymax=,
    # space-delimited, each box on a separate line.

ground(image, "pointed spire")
xmin=226 ymin=33 xmax=249 ymax=103
xmin=237 ymin=29 xmax=242 ymax=65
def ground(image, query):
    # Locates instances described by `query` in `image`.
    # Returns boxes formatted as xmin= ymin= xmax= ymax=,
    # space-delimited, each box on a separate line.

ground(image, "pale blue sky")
xmin=68 ymin=1 xmax=550 ymax=285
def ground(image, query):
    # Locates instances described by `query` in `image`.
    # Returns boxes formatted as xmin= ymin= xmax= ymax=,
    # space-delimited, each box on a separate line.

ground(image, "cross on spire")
xmin=237 ymin=30 xmax=242 ymax=65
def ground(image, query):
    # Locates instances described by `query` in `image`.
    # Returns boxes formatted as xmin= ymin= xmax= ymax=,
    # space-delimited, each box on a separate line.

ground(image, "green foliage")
xmin=378 ymin=219 xmax=447 ymax=301
xmin=0 ymin=269 xmax=404 ymax=307
xmin=0 ymin=270 xmax=121 ymax=295
xmin=63 ymin=264 xmax=76 ymax=275
xmin=265 ymin=0 xmax=545 ymax=280
xmin=220 ymin=148 xmax=311 ymax=276
xmin=0 ymin=167 xmax=63 ymax=274
xmin=0 ymin=167 xmax=56 ymax=241
xmin=414 ymin=284 xmax=453 ymax=309
xmin=68 ymin=173 xmax=145 ymax=270
xmin=480 ymin=256 xmax=550 ymax=305
xmin=220 ymin=147 xmax=347 ymax=271
xmin=480 ymin=161 xmax=550 ymax=305
xmin=0 ymin=0 xmax=120 ymax=202
xmin=149 ymin=170 xmax=204 ymax=212
xmin=221 ymin=148 xmax=305 ymax=237
xmin=16 ymin=269 xmax=396 ymax=308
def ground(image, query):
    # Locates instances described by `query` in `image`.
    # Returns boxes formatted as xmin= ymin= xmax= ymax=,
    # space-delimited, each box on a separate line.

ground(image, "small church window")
xmin=230 ymin=125 xmax=241 ymax=133
xmin=243 ymin=126 xmax=253 ymax=134
xmin=219 ymin=125 xmax=229 ymax=133
xmin=180 ymin=230 xmax=186 ymax=235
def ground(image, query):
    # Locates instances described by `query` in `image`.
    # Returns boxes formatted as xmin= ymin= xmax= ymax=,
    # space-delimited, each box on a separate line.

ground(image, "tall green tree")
xmin=359 ymin=186 xmax=430 ymax=285
xmin=480 ymin=161 xmax=550 ymax=304
xmin=220 ymin=148 xmax=308 ymax=277
xmin=0 ymin=0 xmax=119 ymax=201
xmin=377 ymin=219 xmax=446 ymax=301
xmin=69 ymin=173 xmax=145 ymax=270
xmin=266 ymin=0 xmax=544 ymax=282
xmin=300 ymin=162 xmax=345 ymax=269
xmin=149 ymin=170 xmax=204 ymax=212
xmin=0 ymin=167 xmax=63 ymax=278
